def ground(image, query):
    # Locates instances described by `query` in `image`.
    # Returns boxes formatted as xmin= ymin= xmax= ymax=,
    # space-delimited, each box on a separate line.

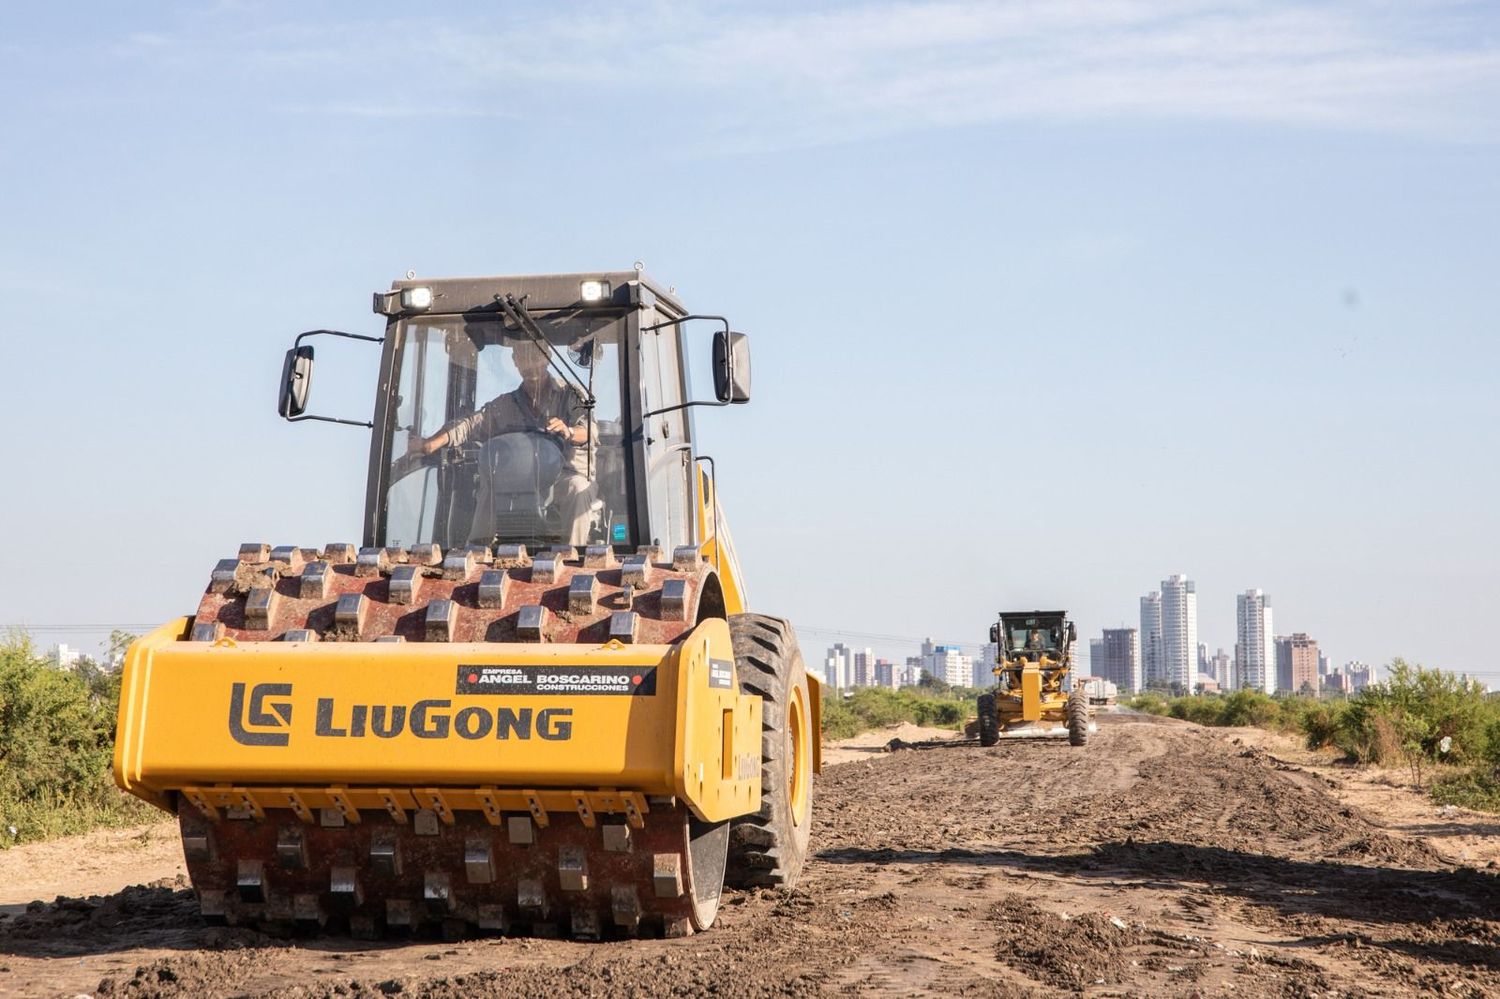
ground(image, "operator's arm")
xmin=412 ymin=403 xmax=494 ymax=455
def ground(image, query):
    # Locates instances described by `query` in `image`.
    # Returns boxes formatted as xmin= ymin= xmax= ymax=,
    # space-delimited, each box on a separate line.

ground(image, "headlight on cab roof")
xmin=580 ymin=280 xmax=610 ymax=303
xmin=401 ymin=286 xmax=433 ymax=310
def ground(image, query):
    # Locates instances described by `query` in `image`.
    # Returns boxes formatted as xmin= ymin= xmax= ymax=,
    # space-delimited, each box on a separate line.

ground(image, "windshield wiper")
xmin=496 ymin=293 xmax=597 ymax=481
xmin=496 ymin=294 xmax=596 ymax=407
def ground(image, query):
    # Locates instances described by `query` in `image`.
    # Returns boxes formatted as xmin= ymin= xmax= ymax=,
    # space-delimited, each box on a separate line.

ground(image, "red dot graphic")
xmin=467 ymin=673 xmax=478 ymax=683
xmin=631 ymin=675 xmax=642 ymax=685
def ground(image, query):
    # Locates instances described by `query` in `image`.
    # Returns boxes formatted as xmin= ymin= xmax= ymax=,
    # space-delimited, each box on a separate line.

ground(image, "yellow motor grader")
xmin=114 ymin=270 xmax=819 ymax=940
xmin=977 ymin=610 xmax=1093 ymax=747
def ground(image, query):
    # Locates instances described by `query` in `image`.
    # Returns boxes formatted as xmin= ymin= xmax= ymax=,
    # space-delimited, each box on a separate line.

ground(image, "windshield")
xmin=1007 ymin=620 xmax=1062 ymax=654
xmin=382 ymin=312 xmax=630 ymax=550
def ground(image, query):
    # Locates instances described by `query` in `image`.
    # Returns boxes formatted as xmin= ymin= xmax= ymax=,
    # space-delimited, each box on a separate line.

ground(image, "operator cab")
xmin=993 ymin=612 xmax=1075 ymax=665
xmin=276 ymin=271 xmax=752 ymax=555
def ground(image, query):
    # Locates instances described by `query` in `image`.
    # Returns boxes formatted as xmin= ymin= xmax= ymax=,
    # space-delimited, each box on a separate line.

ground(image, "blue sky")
xmin=1 ymin=1 xmax=1496 ymax=678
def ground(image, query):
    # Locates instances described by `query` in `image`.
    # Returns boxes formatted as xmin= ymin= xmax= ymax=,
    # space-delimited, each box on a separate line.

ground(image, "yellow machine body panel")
xmin=1018 ymin=666 xmax=1043 ymax=722
xmin=114 ymin=617 xmax=762 ymax=824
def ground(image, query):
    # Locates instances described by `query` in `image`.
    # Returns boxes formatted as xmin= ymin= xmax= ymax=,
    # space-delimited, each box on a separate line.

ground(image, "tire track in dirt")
xmin=1 ymin=717 xmax=1495 ymax=997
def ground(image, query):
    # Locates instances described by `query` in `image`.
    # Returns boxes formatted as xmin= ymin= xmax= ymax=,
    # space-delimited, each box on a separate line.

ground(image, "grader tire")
xmin=1067 ymin=688 xmax=1090 ymax=746
xmin=977 ymin=692 xmax=1000 ymax=747
xmin=725 ymin=614 xmax=813 ymax=890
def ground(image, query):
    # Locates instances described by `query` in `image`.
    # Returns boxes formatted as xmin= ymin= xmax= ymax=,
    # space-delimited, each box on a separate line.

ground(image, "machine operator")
xmin=411 ymin=339 xmax=596 ymax=544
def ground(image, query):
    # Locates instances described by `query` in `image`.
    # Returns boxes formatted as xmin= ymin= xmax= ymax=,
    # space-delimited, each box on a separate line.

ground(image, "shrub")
xmin=819 ymin=685 xmax=975 ymax=740
xmin=1331 ymin=661 xmax=1499 ymax=767
xmin=0 ymin=634 xmax=154 ymax=845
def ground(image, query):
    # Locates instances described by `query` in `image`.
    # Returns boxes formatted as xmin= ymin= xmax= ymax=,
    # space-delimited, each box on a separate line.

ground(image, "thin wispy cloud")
xmin=102 ymin=1 xmax=1500 ymax=149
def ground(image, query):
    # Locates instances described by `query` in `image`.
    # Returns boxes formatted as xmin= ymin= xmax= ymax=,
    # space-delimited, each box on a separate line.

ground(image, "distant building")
xmin=923 ymin=645 xmax=973 ymax=687
xmin=874 ymin=658 xmax=896 ymax=688
xmin=902 ymin=656 xmax=925 ymax=688
xmin=852 ymin=648 xmax=874 ymax=687
xmin=1236 ymin=590 xmax=1275 ymax=693
xmin=1345 ymin=661 xmax=1373 ymax=691
xmin=1274 ymin=636 xmax=1293 ymax=693
xmin=1140 ymin=592 xmax=1163 ymax=688
xmin=1288 ymin=634 xmax=1319 ymax=695
xmin=50 ymin=643 xmax=82 ymax=669
xmin=824 ymin=643 xmax=855 ymax=689
xmin=1195 ymin=672 xmax=1221 ymax=694
xmin=969 ymin=642 xmax=999 ymax=688
xmin=1210 ymin=648 xmax=1232 ymax=690
xmin=1160 ymin=574 xmax=1198 ymax=691
xmin=1096 ymin=627 xmax=1142 ymax=694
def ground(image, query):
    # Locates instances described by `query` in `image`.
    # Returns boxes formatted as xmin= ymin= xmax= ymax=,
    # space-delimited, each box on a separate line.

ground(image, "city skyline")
xmin=799 ymin=567 xmax=1465 ymax=693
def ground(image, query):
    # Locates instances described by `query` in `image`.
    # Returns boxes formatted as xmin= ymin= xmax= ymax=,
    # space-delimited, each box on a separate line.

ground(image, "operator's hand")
xmin=409 ymin=430 xmax=447 ymax=456
xmin=545 ymin=417 xmax=572 ymax=441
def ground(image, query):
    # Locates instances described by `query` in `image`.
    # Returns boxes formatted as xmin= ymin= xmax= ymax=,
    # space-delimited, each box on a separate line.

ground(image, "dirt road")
xmin=2 ymin=715 xmax=1495 ymax=997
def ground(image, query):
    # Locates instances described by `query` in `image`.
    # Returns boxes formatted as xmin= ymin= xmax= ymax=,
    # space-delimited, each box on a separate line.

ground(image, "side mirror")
xmin=1068 ymin=623 xmax=1077 ymax=643
xmin=712 ymin=331 xmax=751 ymax=404
xmin=279 ymin=345 xmax=315 ymax=418
xmin=989 ymin=623 xmax=1000 ymax=644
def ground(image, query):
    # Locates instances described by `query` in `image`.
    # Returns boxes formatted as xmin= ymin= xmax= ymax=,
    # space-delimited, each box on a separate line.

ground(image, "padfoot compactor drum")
xmin=114 ymin=271 xmax=820 ymax=939
xmin=976 ymin=610 xmax=1094 ymax=747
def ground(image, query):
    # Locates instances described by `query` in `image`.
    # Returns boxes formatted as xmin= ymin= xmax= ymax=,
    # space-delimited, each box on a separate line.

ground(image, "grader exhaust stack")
xmin=976 ymin=610 xmax=1095 ymax=746
xmin=115 ymin=271 xmax=819 ymax=939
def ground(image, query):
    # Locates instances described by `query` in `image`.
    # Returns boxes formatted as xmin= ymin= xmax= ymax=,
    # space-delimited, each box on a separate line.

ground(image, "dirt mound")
xmin=990 ymin=895 xmax=1207 ymax=993
xmin=0 ymin=879 xmax=199 ymax=953
xmin=3 ymin=719 xmax=1497 ymax=998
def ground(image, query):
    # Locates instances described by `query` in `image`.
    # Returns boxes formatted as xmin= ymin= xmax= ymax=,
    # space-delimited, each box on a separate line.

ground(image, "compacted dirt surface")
xmin=2 ymin=714 xmax=1496 ymax=997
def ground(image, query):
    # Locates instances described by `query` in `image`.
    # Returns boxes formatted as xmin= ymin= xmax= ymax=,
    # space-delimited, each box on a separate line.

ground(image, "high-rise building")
xmin=1160 ymin=574 xmax=1198 ymax=692
xmin=853 ymin=648 xmax=874 ymax=687
xmin=1345 ymin=661 xmax=1373 ymax=691
xmin=1288 ymin=633 xmax=1319 ymax=695
xmin=873 ymin=658 xmax=896 ymax=688
xmin=1140 ymin=592 xmax=1163 ymax=688
xmin=1096 ymin=628 xmax=1142 ymax=693
xmin=902 ymin=656 xmax=925 ymax=688
xmin=1235 ymin=590 xmax=1275 ymax=693
xmin=51 ymin=644 xmax=82 ymax=669
xmin=1274 ymin=636 xmax=1293 ymax=693
xmin=971 ymin=657 xmax=995 ymax=688
xmin=825 ymin=643 xmax=855 ymax=689
xmin=1210 ymin=648 xmax=1232 ymax=689
xmin=923 ymin=645 xmax=973 ymax=687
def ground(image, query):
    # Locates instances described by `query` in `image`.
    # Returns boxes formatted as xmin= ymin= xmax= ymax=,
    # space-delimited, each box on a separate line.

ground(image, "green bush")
xmin=819 ymin=685 xmax=974 ymax=740
xmin=0 ymin=634 xmax=155 ymax=845
xmin=1127 ymin=662 xmax=1500 ymax=813
xmin=1430 ymin=766 xmax=1500 ymax=813
xmin=1129 ymin=692 xmax=1170 ymax=716
xmin=1330 ymin=660 xmax=1499 ymax=766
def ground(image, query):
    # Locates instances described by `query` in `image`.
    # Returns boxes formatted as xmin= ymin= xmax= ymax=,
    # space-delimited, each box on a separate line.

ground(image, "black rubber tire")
xmin=977 ymin=692 xmax=1000 ymax=747
xmin=1067 ymin=688 xmax=1090 ymax=746
xmin=724 ymin=613 xmax=813 ymax=890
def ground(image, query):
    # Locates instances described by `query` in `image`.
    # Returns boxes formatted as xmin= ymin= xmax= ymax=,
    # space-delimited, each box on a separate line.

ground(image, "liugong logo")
xmin=228 ymin=682 xmax=293 ymax=746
